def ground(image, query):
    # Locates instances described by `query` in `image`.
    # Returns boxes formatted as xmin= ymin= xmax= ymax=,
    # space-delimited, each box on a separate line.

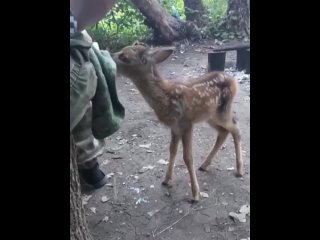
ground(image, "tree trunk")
xmin=224 ymin=0 xmax=250 ymax=37
xmin=132 ymin=0 xmax=200 ymax=44
xmin=184 ymin=0 xmax=207 ymax=27
xmin=70 ymin=136 xmax=94 ymax=240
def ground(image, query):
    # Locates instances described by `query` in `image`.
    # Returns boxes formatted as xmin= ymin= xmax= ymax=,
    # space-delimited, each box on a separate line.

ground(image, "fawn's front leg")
xmin=182 ymin=126 xmax=200 ymax=202
xmin=162 ymin=130 xmax=180 ymax=187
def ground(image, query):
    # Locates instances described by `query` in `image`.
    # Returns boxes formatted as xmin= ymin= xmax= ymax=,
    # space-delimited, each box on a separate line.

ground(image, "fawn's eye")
xmin=119 ymin=53 xmax=130 ymax=64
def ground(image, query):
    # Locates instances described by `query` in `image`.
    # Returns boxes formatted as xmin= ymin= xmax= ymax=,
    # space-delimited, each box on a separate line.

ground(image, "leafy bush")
xmin=200 ymin=0 xmax=228 ymax=39
xmin=87 ymin=0 xmax=246 ymax=49
xmin=87 ymin=0 xmax=150 ymax=51
xmin=160 ymin=0 xmax=186 ymax=20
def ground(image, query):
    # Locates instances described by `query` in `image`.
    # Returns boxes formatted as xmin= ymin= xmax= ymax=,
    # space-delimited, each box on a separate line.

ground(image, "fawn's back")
xmin=164 ymin=72 xmax=238 ymax=124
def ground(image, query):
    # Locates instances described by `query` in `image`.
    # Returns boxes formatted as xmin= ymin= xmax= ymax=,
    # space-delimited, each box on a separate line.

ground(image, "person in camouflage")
xmin=70 ymin=0 xmax=124 ymax=189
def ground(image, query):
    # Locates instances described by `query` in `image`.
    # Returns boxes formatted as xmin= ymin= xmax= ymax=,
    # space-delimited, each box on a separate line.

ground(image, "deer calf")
xmin=112 ymin=43 xmax=243 ymax=202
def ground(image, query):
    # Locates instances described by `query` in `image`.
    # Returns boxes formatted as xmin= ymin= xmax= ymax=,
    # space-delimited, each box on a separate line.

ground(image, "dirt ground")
xmin=83 ymin=41 xmax=250 ymax=240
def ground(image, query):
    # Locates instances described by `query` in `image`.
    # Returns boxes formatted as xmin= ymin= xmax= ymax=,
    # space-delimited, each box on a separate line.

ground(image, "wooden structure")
xmin=208 ymin=42 xmax=250 ymax=74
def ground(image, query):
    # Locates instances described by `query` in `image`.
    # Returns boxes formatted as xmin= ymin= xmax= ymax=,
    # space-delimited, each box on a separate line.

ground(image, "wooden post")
xmin=208 ymin=51 xmax=226 ymax=72
xmin=236 ymin=49 xmax=247 ymax=71
xmin=245 ymin=49 xmax=250 ymax=74
xmin=236 ymin=48 xmax=250 ymax=73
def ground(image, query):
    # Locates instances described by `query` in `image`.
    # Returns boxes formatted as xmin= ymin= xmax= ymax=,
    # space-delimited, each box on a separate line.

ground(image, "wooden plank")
xmin=211 ymin=42 xmax=250 ymax=52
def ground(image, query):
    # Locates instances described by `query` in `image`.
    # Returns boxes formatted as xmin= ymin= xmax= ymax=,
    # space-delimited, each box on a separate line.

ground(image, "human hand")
xmin=81 ymin=30 xmax=92 ymax=43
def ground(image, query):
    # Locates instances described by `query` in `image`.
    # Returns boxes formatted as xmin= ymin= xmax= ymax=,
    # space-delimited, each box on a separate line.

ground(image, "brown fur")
xmin=112 ymin=44 xmax=243 ymax=202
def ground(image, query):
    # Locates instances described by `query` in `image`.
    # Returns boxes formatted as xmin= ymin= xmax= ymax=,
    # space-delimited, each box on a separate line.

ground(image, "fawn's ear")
xmin=147 ymin=47 xmax=174 ymax=64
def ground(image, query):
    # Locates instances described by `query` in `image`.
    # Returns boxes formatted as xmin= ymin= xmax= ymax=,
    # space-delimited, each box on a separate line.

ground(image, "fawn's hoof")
xmin=235 ymin=171 xmax=244 ymax=178
xmin=190 ymin=199 xmax=199 ymax=204
xmin=162 ymin=181 xmax=173 ymax=188
xmin=198 ymin=166 xmax=207 ymax=172
xmin=192 ymin=192 xmax=200 ymax=203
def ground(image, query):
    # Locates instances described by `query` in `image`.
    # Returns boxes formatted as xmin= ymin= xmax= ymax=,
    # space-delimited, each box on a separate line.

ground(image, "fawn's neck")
xmin=131 ymin=67 xmax=171 ymax=111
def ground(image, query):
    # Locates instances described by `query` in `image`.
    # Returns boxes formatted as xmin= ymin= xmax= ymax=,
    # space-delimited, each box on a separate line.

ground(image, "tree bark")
xmin=184 ymin=0 xmax=207 ymax=27
xmin=224 ymin=0 xmax=250 ymax=37
xmin=132 ymin=0 xmax=200 ymax=44
xmin=70 ymin=136 xmax=94 ymax=240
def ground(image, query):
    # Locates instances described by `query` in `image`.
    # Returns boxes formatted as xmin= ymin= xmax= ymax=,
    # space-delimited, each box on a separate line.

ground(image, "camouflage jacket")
xmin=70 ymin=33 xmax=125 ymax=139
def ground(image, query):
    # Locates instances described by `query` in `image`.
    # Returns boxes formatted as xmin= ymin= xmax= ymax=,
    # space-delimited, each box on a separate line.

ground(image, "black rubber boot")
xmin=78 ymin=160 xmax=107 ymax=189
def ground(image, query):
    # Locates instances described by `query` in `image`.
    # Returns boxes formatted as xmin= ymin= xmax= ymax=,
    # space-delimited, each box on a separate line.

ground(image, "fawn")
xmin=112 ymin=43 xmax=243 ymax=202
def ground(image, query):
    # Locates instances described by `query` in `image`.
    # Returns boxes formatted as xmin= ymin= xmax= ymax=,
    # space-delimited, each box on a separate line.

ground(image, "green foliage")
xmin=200 ymin=0 xmax=228 ymax=39
xmin=87 ymin=0 xmax=151 ymax=51
xmin=87 ymin=0 xmax=246 ymax=50
xmin=202 ymin=0 xmax=248 ymax=41
xmin=160 ymin=0 xmax=186 ymax=20
xmin=203 ymin=0 xmax=228 ymax=23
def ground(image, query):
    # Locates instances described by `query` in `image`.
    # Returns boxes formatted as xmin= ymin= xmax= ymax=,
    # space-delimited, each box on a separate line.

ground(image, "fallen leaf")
xmin=229 ymin=212 xmax=246 ymax=222
xmin=239 ymin=204 xmax=250 ymax=214
xmin=110 ymin=146 xmax=123 ymax=151
xmin=118 ymin=139 xmax=127 ymax=145
xmin=147 ymin=209 xmax=160 ymax=217
xmin=90 ymin=207 xmax=96 ymax=214
xmin=139 ymin=143 xmax=151 ymax=148
xmin=101 ymin=196 xmax=109 ymax=203
xmin=200 ymin=192 xmax=209 ymax=198
xmin=157 ymin=159 xmax=169 ymax=165
xmin=106 ymin=173 xmax=114 ymax=178
xmin=82 ymin=195 xmax=92 ymax=205
xmin=138 ymin=165 xmax=155 ymax=174
xmin=101 ymin=160 xmax=110 ymax=166
xmin=229 ymin=204 xmax=250 ymax=223
xmin=228 ymin=226 xmax=235 ymax=232
xmin=130 ymin=187 xmax=140 ymax=194
xmin=136 ymin=198 xmax=149 ymax=205
xmin=204 ymin=223 xmax=211 ymax=233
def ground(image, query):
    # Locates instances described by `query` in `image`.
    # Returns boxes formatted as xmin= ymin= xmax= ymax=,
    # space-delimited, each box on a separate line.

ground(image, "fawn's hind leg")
xmin=199 ymin=121 xmax=229 ymax=171
xmin=221 ymin=116 xmax=244 ymax=177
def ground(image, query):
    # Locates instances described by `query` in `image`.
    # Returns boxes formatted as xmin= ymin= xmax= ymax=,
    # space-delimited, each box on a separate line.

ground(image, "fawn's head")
xmin=112 ymin=42 xmax=174 ymax=78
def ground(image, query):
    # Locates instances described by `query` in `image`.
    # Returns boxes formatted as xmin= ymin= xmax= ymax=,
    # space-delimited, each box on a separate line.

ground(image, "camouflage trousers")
xmin=70 ymin=46 xmax=104 ymax=167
